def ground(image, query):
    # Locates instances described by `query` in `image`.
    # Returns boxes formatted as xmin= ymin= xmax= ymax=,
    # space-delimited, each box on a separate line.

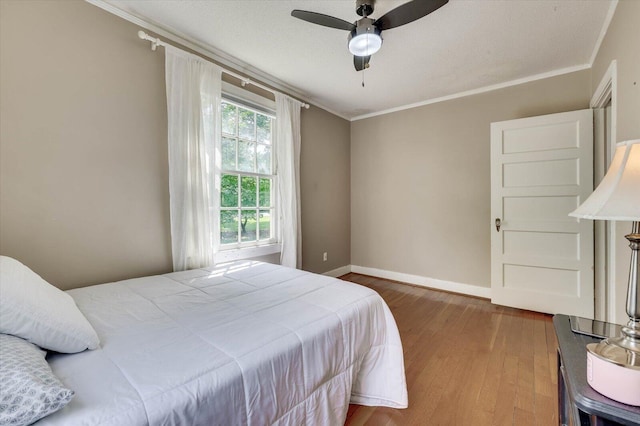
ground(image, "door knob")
xmin=495 ymin=218 xmax=501 ymax=232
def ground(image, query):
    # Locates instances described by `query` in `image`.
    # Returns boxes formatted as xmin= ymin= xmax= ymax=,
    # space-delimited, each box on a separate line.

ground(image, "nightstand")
xmin=553 ymin=314 xmax=640 ymax=425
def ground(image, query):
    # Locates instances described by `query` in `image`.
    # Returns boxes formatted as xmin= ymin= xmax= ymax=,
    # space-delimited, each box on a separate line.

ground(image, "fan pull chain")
xmin=362 ymin=32 xmax=368 ymax=88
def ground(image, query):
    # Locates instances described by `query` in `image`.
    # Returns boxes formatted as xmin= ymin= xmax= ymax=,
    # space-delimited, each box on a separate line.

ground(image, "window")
xmin=219 ymin=100 xmax=276 ymax=250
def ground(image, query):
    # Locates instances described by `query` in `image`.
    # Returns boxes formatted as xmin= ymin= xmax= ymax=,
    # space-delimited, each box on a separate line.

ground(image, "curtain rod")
xmin=138 ymin=30 xmax=310 ymax=109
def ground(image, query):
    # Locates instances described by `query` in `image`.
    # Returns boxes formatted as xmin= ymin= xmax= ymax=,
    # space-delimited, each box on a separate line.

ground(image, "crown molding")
xmin=589 ymin=0 xmax=618 ymax=66
xmin=351 ymin=64 xmax=592 ymax=121
xmin=87 ymin=0 xmax=611 ymax=124
xmin=85 ymin=0 xmax=351 ymax=122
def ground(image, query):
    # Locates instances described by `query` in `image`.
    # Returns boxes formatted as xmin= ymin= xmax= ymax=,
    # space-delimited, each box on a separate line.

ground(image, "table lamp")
xmin=569 ymin=139 xmax=640 ymax=406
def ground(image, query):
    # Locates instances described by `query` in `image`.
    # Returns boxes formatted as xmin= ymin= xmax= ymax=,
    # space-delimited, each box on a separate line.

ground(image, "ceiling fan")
xmin=291 ymin=0 xmax=448 ymax=72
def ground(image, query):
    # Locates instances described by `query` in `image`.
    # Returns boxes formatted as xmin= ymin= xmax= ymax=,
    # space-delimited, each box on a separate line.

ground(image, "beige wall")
xmin=351 ymin=70 xmax=591 ymax=288
xmin=591 ymin=0 xmax=640 ymax=324
xmin=300 ymin=106 xmax=351 ymax=273
xmin=1 ymin=0 xmax=171 ymax=289
xmin=0 ymin=0 xmax=351 ymax=289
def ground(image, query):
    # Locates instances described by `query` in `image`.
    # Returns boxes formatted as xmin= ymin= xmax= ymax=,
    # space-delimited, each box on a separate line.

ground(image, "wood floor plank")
xmin=515 ymin=313 xmax=536 ymax=415
xmin=342 ymin=274 xmax=557 ymax=425
xmin=545 ymin=319 xmax=559 ymax=385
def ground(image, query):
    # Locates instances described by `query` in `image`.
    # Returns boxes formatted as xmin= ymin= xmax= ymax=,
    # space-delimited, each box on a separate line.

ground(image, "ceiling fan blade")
xmin=291 ymin=10 xmax=356 ymax=31
xmin=374 ymin=0 xmax=448 ymax=31
xmin=354 ymin=55 xmax=371 ymax=71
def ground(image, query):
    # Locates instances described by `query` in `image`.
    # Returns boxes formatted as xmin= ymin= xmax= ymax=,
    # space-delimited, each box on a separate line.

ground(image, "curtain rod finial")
xmin=138 ymin=30 xmax=147 ymax=40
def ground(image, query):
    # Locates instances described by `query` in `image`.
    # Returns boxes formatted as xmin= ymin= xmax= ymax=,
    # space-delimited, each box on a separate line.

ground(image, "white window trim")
xmin=215 ymin=243 xmax=282 ymax=263
xmin=216 ymin=85 xmax=280 ymax=259
xmin=222 ymin=81 xmax=276 ymax=112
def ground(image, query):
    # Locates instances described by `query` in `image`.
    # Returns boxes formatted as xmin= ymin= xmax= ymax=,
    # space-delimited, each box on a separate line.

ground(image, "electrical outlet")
xmin=323 ymin=252 xmax=327 ymax=262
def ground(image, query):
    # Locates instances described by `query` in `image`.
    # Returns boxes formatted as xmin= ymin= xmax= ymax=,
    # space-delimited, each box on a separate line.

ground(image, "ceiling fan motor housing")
xmin=348 ymin=18 xmax=383 ymax=57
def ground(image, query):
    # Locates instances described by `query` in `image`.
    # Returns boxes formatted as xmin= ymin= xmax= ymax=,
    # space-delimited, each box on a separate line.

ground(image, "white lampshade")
xmin=569 ymin=139 xmax=640 ymax=221
xmin=348 ymin=32 xmax=382 ymax=56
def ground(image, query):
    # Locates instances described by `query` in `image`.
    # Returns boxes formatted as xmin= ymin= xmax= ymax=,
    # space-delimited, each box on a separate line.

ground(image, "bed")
xmin=29 ymin=260 xmax=407 ymax=425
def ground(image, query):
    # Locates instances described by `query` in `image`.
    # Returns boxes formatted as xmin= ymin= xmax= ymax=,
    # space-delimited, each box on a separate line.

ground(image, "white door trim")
xmin=591 ymin=60 xmax=617 ymax=144
xmin=591 ymin=59 xmax=618 ymax=323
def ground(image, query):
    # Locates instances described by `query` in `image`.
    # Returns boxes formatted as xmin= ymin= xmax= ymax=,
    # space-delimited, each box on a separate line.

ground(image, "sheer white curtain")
xmin=165 ymin=47 xmax=222 ymax=271
xmin=275 ymin=94 xmax=302 ymax=269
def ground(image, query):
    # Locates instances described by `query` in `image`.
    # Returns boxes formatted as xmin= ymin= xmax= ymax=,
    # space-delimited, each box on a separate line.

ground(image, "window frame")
xmin=215 ymin=89 xmax=280 ymax=261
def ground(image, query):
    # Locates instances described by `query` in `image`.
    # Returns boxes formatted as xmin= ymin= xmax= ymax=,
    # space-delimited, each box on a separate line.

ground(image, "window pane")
xmin=259 ymin=178 xmax=271 ymax=207
xmin=221 ymin=103 xmax=237 ymax=135
xmin=257 ymin=114 xmax=271 ymax=144
xmin=220 ymin=211 xmax=238 ymax=244
xmin=259 ymin=210 xmax=271 ymax=240
xmin=241 ymin=210 xmax=257 ymax=242
xmin=238 ymin=140 xmax=256 ymax=172
xmin=218 ymin=101 xmax=276 ymax=250
xmin=222 ymin=137 xmax=236 ymax=170
xmin=238 ymin=108 xmax=255 ymax=141
xmin=221 ymin=174 xmax=238 ymax=207
xmin=257 ymin=144 xmax=271 ymax=174
xmin=241 ymin=176 xmax=257 ymax=207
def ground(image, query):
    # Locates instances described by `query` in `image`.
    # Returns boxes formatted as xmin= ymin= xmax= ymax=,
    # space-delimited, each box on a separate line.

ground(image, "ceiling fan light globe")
xmin=348 ymin=31 xmax=382 ymax=56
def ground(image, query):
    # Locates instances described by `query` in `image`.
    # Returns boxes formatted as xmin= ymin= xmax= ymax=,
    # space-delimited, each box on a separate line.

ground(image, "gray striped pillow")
xmin=0 ymin=334 xmax=74 ymax=426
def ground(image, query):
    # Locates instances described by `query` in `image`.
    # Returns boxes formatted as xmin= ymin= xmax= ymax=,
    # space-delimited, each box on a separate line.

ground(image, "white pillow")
xmin=0 ymin=256 xmax=99 ymax=353
xmin=0 ymin=334 xmax=75 ymax=426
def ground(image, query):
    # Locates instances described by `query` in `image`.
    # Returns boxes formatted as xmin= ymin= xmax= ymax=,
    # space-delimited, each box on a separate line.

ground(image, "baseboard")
xmin=322 ymin=265 xmax=352 ymax=278
xmin=350 ymin=265 xmax=491 ymax=299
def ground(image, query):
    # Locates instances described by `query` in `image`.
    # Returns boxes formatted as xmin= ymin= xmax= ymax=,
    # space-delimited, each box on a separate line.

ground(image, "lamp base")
xmin=587 ymin=338 xmax=640 ymax=406
xmin=587 ymin=223 xmax=640 ymax=406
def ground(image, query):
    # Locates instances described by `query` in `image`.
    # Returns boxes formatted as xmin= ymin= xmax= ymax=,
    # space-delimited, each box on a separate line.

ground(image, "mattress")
xmin=38 ymin=261 xmax=407 ymax=425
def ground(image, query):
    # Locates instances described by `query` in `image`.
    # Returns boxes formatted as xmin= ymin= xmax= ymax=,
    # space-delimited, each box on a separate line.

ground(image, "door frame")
xmin=591 ymin=60 xmax=618 ymax=323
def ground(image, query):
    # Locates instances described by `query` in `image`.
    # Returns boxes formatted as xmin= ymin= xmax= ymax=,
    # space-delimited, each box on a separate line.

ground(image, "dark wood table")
xmin=554 ymin=314 xmax=640 ymax=425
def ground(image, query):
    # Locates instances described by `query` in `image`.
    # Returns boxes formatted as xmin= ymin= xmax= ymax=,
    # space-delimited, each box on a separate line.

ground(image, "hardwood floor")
xmin=341 ymin=273 xmax=558 ymax=426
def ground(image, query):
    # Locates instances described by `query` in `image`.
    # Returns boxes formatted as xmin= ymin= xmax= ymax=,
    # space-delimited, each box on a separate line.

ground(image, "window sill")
xmin=215 ymin=243 xmax=281 ymax=263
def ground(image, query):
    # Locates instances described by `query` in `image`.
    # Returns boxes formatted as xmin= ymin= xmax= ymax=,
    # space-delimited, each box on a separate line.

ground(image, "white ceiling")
xmin=101 ymin=0 xmax=615 ymax=120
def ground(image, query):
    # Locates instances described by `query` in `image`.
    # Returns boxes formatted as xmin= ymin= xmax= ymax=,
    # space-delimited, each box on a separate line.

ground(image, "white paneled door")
xmin=491 ymin=110 xmax=594 ymax=317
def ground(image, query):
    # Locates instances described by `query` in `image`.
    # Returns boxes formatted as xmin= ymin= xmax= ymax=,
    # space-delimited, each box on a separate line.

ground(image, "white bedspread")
xmin=39 ymin=261 xmax=407 ymax=425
